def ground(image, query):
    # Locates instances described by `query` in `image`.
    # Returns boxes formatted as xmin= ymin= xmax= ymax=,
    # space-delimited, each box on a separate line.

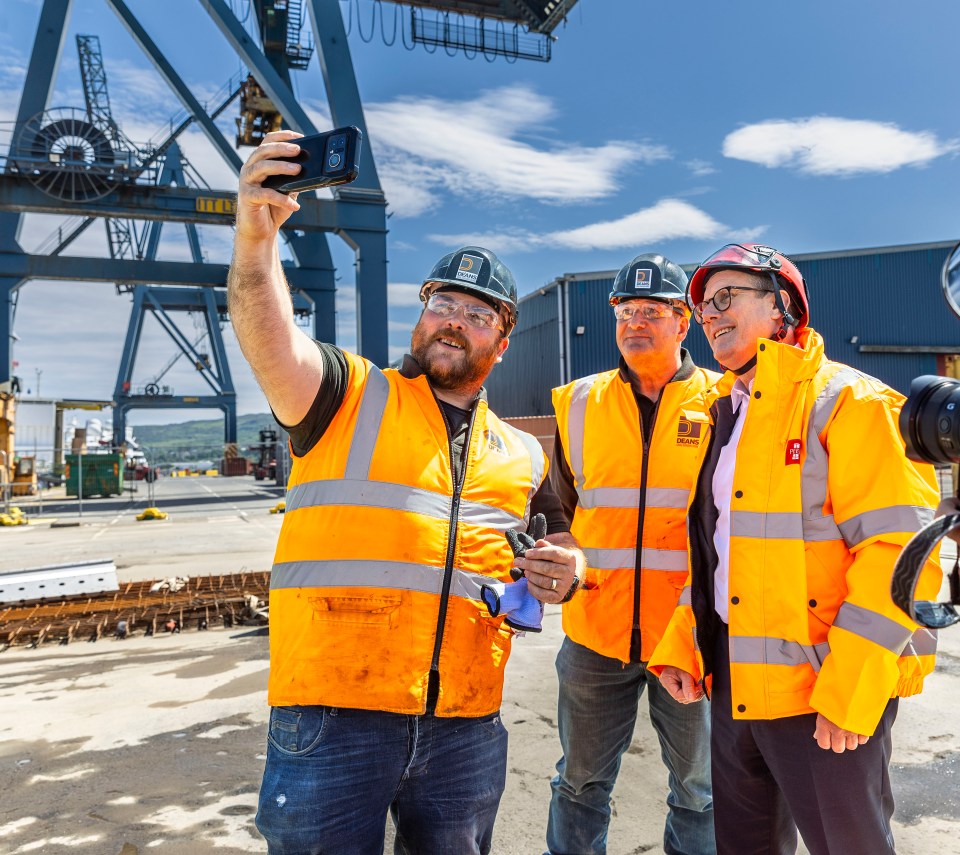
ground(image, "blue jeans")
xmin=547 ymin=637 xmax=715 ymax=855
xmin=255 ymin=705 xmax=508 ymax=855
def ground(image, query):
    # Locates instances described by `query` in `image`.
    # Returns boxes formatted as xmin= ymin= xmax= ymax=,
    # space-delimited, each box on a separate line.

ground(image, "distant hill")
xmin=133 ymin=413 xmax=282 ymax=464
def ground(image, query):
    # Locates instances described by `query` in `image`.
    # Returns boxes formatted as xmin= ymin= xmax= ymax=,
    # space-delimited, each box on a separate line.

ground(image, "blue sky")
xmin=3 ymin=0 xmax=959 ymax=432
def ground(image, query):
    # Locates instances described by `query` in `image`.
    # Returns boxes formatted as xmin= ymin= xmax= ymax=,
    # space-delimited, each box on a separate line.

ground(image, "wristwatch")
xmin=559 ymin=574 xmax=580 ymax=604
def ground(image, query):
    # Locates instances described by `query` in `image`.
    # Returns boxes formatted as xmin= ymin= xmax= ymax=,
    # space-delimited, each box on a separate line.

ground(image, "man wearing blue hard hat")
xmin=547 ymin=253 xmax=719 ymax=855
xmin=228 ymin=131 xmax=583 ymax=855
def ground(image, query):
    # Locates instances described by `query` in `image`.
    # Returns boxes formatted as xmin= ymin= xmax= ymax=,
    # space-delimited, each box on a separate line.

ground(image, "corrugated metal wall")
xmin=486 ymin=242 xmax=960 ymax=417
xmin=484 ymin=287 xmax=562 ymax=416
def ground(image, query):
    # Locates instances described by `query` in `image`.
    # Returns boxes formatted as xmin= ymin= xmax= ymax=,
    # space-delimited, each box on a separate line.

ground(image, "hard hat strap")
xmin=768 ymin=272 xmax=797 ymax=341
xmin=726 ymin=354 xmax=758 ymax=376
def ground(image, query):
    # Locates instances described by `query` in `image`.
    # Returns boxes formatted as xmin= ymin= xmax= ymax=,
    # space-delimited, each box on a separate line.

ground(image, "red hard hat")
xmin=687 ymin=244 xmax=809 ymax=330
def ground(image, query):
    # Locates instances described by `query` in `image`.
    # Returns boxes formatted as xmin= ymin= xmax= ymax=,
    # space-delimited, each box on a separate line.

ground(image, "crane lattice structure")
xmin=0 ymin=0 xmax=389 ymax=453
xmin=0 ymin=0 xmax=579 ymax=457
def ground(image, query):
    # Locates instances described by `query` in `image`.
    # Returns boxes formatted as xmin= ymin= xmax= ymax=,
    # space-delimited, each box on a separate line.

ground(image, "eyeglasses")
xmin=692 ymin=286 xmax=772 ymax=325
xmin=612 ymin=301 xmax=681 ymax=323
xmin=426 ymin=292 xmax=503 ymax=331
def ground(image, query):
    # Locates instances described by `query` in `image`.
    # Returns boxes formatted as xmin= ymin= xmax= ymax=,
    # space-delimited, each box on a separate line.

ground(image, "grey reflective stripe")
xmin=731 ymin=510 xmax=803 ymax=540
xmin=500 ymin=419 xmax=547 ymax=525
xmin=833 ymin=602 xmax=913 ymax=654
xmin=645 ymin=487 xmax=691 ymax=509
xmin=344 ymin=366 xmax=389 ymax=480
xmin=576 ymin=486 xmax=688 ymax=511
xmin=284 ymin=478 xmax=523 ymax=530
xmin=642 ymin=547 xmax=688 ymax=571
xmin=728 ymin=624 xmax=936 ymax=672
xmin=581 ymin=546 xmax=686 ymax=571
xmin=271 ymin=559 xmax=503 ymax=601
xmin=802 ymin=514 xmax=843 ymax=542
xmin=582 ymin=547 xmax=634 ymax=570
xmin=460 ymin=498 xmax=525 ymax=531
xmin=800 ymin=367 xmax=859 ymax=542
xmin=800 ymin=366 xmax=875 ymax=547
xmin=902 ymin=627 xmax=938 ymax=658
xmin=837 ymin=505 xmax=935 ymax=548
xmin=730 ymin=635 xmax=831 ymax=672
xmin=678 ymin=585 xmax=692 ymax=606
xmin=577 ymin=486 xmax=641 ymax=510
xmin=566 ymin=375 xmax=596 ymax=492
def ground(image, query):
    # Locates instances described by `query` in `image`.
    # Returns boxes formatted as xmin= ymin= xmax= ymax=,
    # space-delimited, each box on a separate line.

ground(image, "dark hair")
xmin=728 ymin=270 xmax=796 ymax=317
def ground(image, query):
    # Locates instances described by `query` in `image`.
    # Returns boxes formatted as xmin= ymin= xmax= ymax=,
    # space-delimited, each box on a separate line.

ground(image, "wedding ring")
xmin=551 ymin=578 xmax=558 ymax=590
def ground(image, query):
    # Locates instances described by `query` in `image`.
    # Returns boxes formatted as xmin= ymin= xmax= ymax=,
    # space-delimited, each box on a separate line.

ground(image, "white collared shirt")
xmin=712 ymin=378 xmax=752 ymax=623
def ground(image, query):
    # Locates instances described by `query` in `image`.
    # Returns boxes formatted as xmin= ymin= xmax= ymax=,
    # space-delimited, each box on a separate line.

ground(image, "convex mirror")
xmin=943 ymin=240 xmax=960 ymax=320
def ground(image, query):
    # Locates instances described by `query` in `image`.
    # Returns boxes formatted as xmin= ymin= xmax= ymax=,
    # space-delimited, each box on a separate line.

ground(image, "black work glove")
xmin=506 ymin=513 xmax=547 ymax=581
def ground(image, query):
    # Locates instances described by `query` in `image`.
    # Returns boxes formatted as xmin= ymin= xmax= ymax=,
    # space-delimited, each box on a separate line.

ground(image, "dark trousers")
xmin=711 ymin=623 xmax=898 ymax=855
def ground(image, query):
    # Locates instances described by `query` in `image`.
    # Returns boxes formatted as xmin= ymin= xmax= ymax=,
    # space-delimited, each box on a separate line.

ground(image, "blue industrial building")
xmin=486 ymin=240 xmax=960 ymax=417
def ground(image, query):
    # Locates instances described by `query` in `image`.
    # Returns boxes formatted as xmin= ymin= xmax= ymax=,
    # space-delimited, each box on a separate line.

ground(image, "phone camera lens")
xmin=327 ymin=153 xmax=342 ymax=169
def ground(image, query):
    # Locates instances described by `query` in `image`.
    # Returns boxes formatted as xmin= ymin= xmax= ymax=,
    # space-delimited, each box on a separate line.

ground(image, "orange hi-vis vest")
xmin=268 ymin=350 xmax=547 ymax=717
xmin=553 ymin=362 xmax=718 ymax=662
xmin=649 ymin=329 xmax=941 ymax=735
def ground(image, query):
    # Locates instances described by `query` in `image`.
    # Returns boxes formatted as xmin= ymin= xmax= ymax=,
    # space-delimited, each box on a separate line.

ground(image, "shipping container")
xmin=220 ymin=456 xmax=250 ymax=477
xmin=64 ymin=452 xmax=124 ymax=497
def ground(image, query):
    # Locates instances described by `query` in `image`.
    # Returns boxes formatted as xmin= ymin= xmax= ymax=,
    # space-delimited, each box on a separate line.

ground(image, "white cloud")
xmin=723 ymin=117 xmax=959 ymax=176
xmin=388 ymin=283 xmax=423 ymax=308
xmin=686 ymin=159 xmax=717 ymax=177
xmin=428 ymin=198 xmax=750 ymax=253
xmin=365 ymin=85 xmax=669 ymax=217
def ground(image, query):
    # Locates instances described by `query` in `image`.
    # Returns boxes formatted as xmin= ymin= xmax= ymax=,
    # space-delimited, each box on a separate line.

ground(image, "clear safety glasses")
xmin=426 ymin=292 xmax=503 ymax=331
xmin=612 ymin=301 xmax=682 ymax=323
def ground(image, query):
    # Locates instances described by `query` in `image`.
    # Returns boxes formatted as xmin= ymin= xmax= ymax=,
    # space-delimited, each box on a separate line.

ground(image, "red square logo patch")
xmin=785 ymin=439 xmax=802 ymax=465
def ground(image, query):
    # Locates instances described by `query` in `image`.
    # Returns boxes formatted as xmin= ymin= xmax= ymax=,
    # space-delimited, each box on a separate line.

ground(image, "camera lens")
xmin=327 ymin=153 xmax=342 ymax=169
xmin=899 ymin=375 xmax=960 ymax=464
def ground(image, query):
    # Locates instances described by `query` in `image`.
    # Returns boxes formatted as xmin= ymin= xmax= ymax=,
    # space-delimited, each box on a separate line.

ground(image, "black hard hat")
xmin=609 ymin=253 xmax=689 ymax=312
xmin=420 ymin=246 xmax=518 ymax=331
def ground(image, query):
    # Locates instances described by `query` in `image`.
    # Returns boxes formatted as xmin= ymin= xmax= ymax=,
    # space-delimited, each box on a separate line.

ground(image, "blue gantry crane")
xmin=0 ymin=0 xmax=389 ymax=453
xmin=0 ymin=0 xmax=578 ymax=459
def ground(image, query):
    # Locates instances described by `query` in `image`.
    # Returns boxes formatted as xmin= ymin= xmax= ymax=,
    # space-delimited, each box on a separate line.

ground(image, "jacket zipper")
xmin=691 ymin=397 xmax=721 ymax=697
xmin=631 ymin=394 xmax=661 ymax=662
xmin=427 ymin=396 xmax=479 ymax=708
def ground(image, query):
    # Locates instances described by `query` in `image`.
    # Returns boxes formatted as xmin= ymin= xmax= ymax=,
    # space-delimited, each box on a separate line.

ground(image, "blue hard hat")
xmin=420 ymin=246 xmax=518 ymax=331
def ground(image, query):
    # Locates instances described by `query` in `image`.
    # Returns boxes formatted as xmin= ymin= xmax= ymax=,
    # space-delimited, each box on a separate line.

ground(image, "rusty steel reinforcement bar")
xmin=0 ymin=571 xmax=271 ymax=650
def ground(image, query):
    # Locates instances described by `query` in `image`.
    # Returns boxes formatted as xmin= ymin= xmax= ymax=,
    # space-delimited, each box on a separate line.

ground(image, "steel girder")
xmin=0 ymin=0 xmax=389 ymax=406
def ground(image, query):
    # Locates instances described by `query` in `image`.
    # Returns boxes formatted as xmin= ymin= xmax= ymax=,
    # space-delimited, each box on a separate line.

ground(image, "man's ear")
xmin=778 ymin=288 xmax=793 ymax=318
xmin=677 ymin=314 xmax=690 ymax=343
xmin=495 ymin=335 xmax=510 ymax=364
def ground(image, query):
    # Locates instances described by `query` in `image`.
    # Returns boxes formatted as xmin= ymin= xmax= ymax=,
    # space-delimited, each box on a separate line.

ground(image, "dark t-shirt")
xmin=280 ymin=342 xmax=567 ymax=534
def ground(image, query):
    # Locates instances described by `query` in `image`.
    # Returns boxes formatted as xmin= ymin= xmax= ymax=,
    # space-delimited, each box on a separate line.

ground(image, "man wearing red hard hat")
xmin=649 ymin=243 xmax=942 ymax=855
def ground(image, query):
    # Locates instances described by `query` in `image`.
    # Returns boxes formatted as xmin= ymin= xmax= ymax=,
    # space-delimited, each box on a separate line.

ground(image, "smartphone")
xmin=261 ymin=126 xmax=363 ymax=193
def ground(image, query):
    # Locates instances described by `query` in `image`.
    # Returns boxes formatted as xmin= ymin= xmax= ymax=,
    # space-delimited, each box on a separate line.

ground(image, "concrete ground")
xmin=1 ymin=476 xmax=959 ymax=854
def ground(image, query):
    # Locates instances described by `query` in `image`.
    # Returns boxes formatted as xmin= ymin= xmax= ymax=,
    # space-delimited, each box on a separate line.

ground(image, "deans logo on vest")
xmin=455 ymin=253 xmax=482 ymax=284
xmin=676 ymin=417 xmax=703 ymax=446
xmin=484 ymin=429 xmax=508 ymax=456
xmin=785 ymin=439 xmax=802 ymax=465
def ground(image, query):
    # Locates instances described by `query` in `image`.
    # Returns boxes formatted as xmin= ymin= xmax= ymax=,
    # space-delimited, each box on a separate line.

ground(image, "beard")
xmin=410 ymin=322 xmax=501 ymax=394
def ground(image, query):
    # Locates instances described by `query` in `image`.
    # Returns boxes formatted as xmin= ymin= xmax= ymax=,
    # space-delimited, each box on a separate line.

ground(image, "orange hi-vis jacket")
xmin=648 ymin=329 xmax=941 ymax=736
xmin=552 ymin=357 xmax=719 ymax=662
xmin=268 ymin=350 xmax=547 ymax=717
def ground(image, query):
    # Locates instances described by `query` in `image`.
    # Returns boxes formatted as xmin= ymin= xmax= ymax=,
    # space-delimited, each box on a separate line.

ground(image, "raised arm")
xmin=227 ymin=129 xmax=325 ymax=427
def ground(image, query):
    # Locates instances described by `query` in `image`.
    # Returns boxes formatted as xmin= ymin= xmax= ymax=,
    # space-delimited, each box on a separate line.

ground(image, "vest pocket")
xmin=307 ymin=594 xmax=402 ymax=628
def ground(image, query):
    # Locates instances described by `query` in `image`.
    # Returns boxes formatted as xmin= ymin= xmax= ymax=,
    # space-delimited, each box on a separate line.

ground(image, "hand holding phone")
xmin=261 ymin=126 xmax=362 ymax=194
